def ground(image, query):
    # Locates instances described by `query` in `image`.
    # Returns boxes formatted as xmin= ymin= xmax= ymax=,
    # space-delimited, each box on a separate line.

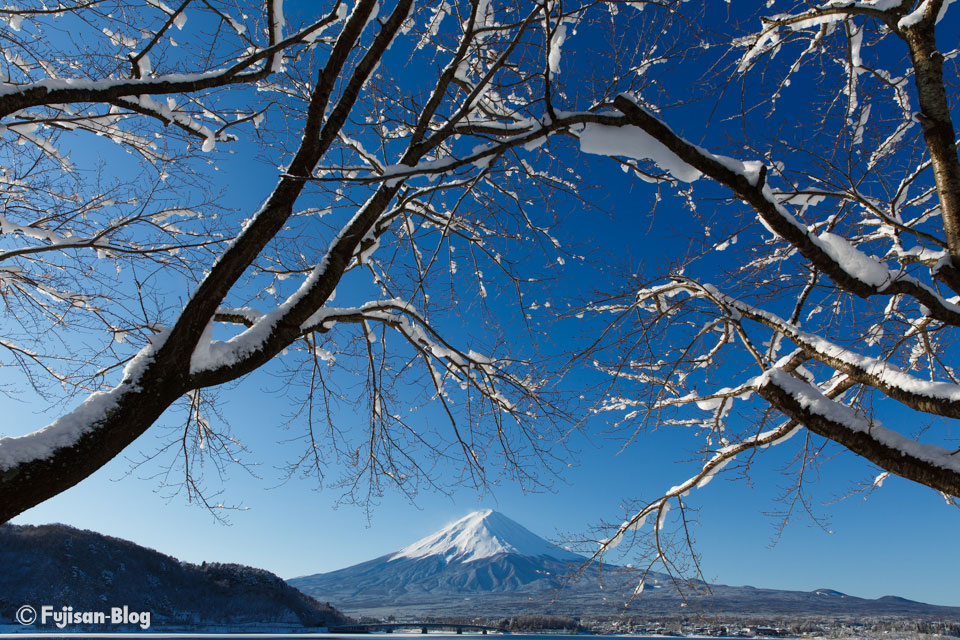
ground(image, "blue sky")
xmin=8 ymin=349 xmax=960 ymax=607
xmin=3 ymin=0 xmax=960 ymax=614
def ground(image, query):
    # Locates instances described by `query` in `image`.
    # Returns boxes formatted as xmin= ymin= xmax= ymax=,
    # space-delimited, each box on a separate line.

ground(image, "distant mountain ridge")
xmin=289 ymin=510 xmax=960 ymax=619
xmin=0 ymin=523 xmax=350 ymax=630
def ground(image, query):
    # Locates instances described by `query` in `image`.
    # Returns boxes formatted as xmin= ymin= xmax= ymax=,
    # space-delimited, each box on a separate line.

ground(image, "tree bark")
xmin=901 ymin=8 xmax=960 ymax=262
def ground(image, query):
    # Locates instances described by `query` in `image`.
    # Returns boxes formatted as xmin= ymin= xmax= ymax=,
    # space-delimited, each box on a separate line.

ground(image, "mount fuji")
xmin=289 ymin=509 xmax=611 ymax=616
xmin=388 ymin=509 xmax=582 ymax=564
xmin=289 ymin=510 xmax=960 ymax=619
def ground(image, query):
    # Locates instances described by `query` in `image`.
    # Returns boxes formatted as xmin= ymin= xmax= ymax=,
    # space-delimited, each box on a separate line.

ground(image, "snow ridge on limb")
xmin=629 ymin=280 xmax=960 ymax=421
xmin=610 ymin=95 xmax=960 ymax=326
xmin=705 ymin=284 xmax=960 ymax=494
xmin=756 ymin=368 xmax=960 ymax=495
xmin=708 ymin=289 xmax=960 ymax=419
xmin=0 ymin=330 xmax=168 ymax=472
xmin=734 ymin=0 xmax=921 ymax=76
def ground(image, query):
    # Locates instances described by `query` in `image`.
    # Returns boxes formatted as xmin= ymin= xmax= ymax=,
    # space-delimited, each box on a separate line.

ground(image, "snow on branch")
xmin=111 ymin=95 xmax=219 ymax=146
xmin=606 ymin=276 xmax=960 ymax=419
xmin=757 ymin=367 xmax=960 ymax=496
xmin=0 ymin=3 xmax=348 ymax=119
xmin=597 ymin=412 xmax=803 ymax=554
xmin=305 ymin=299 xmax=530 ymax=419
xmin=610 ymin=95 xmax=960 ymax=326
xmin=585 ymin=262 xmax=960 ymax=500
xmin=735 ymin=0 xmax=918 ymax=75
xmin=597 ymin=341 xmax=960 ymax=558
xmin=702 ymin=285 xmax=960 ymax=419
xmin=0 ymin=329 xmax=168 ymax=472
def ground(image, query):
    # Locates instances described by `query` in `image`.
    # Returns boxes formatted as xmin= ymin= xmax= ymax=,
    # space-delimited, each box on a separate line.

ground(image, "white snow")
xmin=758 ymin=368 xmax=960 ymax=476
xmin=786 ymin=13 xmax=845 ymax=31
xmin=548 ymin=23 xmax=568 ymax=75
xmin=390 ymin=509 xmax=582 ymax=564
xmin=815 ymin=232 xmax=889 ymax=287
xmin=656 ymin=502 xmax=670 ymax=530
xmin=145 ymin=0 xmax=176 ymax=15
xmin=0 ymin=330 xmax=168 ymax=471
xmin=417 ymin=1 xmax=450 ymax=50
xmin=777 ymin=191 xmax=828 ymax=207
xmin=578 ymin=123 xmax=702 ymax=183
xmin=936 ymin=0 xmax=957 ymax=22
xmin=895 ymin=0 xmax=955 ymax=28
xmin=898 ymin=0 xmax=930 ymax=28
xmin=702 ymin=286 xmax=960 ymax=408
xmin=696 ymin=455 xmax=734 ymax=488
xmin=738 ymin=27 xmax=780 ymax=73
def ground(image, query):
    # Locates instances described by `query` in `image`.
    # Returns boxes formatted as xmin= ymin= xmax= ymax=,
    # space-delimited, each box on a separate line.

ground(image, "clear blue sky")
xmin=4 ymin=0 xmax=960 ymax=613
xmin=7 ymin=349 xmax=960 ymax=606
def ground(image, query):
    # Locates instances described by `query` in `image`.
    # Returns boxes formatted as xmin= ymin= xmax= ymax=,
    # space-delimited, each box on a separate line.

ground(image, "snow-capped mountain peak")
xmin=390 ymin=509 xmax=581 ymax=564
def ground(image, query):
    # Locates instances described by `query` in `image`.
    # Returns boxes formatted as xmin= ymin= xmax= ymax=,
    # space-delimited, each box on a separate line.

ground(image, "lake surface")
xmin=0 ymin=634 xmax=745 ymax=639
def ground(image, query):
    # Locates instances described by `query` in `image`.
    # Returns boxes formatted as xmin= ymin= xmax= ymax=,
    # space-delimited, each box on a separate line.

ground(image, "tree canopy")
xmin=0 ymin=0 xmax=958 ymax=566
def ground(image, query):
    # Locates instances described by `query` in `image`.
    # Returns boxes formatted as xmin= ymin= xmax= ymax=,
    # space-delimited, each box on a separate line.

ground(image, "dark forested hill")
xmin=0 ymin=523 xmax=350 ymax=629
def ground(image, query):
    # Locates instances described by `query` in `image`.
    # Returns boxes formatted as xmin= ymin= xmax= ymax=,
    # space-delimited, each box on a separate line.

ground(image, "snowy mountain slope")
xmin=391 ymin=509 xmax=582 ymax=563
xmin=292 ymin=510 xmax=596 ymax=602
xmin=289 ymin=511 xmax=960 ymax=619
xmin=290 ymin=510 xmax=631 ymax=615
